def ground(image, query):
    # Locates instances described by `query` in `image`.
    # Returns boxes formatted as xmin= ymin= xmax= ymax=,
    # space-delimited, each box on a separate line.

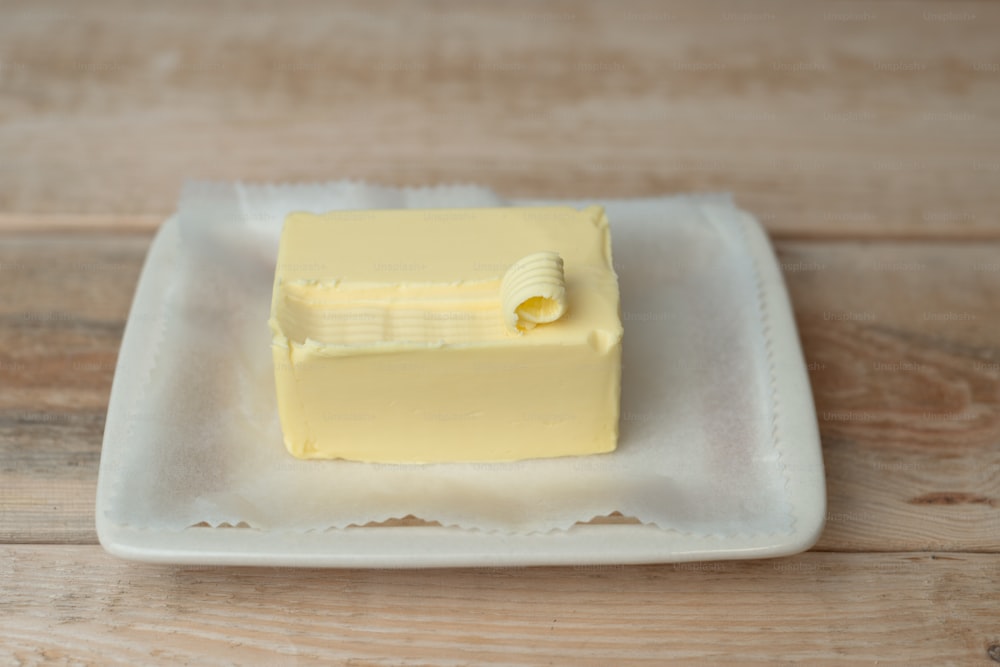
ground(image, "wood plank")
xmin=0 ymin=233 xmax=145 ymax=412
xmin=0 ymin=233 xmax=147 ymax=543
xmin=2 ymin=234 xmax=998 ymax=550
xmin=1 ymin=547 xmax=998 ymax=665
xmin=0 ymin=214 xmax=163 ymax=234
xmin=1 ymin=0 xmax=999 ymax=236
xmin=779 ymin=242 xmax=1000 ymax=551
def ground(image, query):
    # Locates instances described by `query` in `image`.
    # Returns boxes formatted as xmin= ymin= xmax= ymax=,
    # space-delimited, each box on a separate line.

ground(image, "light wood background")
xmin=2 ymin=0 xmax=999 ymax=664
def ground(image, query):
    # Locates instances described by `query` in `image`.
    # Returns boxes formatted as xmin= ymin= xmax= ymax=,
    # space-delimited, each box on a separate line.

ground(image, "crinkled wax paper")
xmin=105 ymin=181 xmax=794 ymax=535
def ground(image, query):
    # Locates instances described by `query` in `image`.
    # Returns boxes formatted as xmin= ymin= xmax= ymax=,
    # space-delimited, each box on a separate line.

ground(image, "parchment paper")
xmin=106 ymin=182 xmax=794 ymax=535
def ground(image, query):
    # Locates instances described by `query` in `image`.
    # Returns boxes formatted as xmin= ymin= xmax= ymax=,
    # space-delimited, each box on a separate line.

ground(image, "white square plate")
xmin=97 ymin=193 xmax=825 ymax=567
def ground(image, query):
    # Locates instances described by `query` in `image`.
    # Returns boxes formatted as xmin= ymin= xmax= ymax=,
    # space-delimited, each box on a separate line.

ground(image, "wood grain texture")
xmin=0 ymin=233 xmax=145 ymax=543
xmin=3 ymin=1 xmax=1000 ymax=664
xmin=1 ymin=0 xmax=999 ymax=236
xmin=2 ymin=233 xmax=998 ymax=551
xmin=779 ymin=242 xmax=1000 ymax=551
xmin=1 ymin=546 xmax=998 ymax=665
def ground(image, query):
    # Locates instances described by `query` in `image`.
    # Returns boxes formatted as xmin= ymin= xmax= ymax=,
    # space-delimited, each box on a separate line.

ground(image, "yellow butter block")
xmin=269 ymin=206 xmax=623 ymax=463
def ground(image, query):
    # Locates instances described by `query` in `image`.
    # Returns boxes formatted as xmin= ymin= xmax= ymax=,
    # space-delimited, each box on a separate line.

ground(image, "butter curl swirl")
xmin=500 ymin=251 xmax=568 ymax=333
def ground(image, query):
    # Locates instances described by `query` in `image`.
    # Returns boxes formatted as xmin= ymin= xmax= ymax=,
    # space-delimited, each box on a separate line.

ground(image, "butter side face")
xmin=269 ymin=206 xmax=623 ymax=463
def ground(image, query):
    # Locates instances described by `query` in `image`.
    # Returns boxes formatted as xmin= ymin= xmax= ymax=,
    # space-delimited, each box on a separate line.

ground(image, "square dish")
xmin=96 ymin=191 xmax=825 ymax=567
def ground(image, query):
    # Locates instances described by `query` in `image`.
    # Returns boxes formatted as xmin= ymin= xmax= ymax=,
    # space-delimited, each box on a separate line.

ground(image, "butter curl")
xmin=500 ymin=251 xmax=568 ymax=333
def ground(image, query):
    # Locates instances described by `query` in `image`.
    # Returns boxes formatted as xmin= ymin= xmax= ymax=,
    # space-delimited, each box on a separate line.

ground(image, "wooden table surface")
xmin=2 ymin=0 xmax=998 ymax=663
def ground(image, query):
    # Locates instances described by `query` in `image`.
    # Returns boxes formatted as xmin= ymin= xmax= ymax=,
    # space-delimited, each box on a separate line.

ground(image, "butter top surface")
xmin=270 ymin=206 xmax=622 ymax=350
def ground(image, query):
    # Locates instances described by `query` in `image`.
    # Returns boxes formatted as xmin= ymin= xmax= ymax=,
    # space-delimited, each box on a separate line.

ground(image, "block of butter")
xmin=268 ymin=206 xmax=623 ymax=463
